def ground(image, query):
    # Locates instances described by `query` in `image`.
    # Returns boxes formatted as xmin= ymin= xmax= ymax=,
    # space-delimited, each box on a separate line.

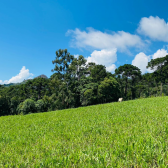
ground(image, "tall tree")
xmin=30 ymin=78 xmax=49 ymax=100
xmin=52 ymin=49 xmax=74 ymax=80
xmin=115 ymin=64 xmax=141 ymax=99
xmin=79 ymin=81 xmax=98 ymax=106
xmin=142 ymin=73 xmax=154 ymax=97
xmin=51 ymin=49 xmax=75 ymax=109
xmin=98 ymin=77 xmax=120 ymax=103
xmin=147 ymin=55 xmax=168 ymax=95
xmin=90 ymin=64 xmax=107 ymax=83
xmin=69 ymin=55 xmax=87 ymax=81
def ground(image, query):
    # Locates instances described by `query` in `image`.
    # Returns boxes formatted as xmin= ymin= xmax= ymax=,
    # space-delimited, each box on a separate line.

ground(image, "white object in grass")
xmin=118 ymin=98 xmax=123 ymax=102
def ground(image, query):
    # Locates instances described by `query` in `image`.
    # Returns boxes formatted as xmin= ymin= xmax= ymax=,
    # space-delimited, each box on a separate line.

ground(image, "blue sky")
xmin=0 ymin=0 xmax=168 ymax=84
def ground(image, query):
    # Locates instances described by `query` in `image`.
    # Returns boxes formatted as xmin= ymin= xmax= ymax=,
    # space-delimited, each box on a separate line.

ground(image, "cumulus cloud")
xmin=132 ymin=49 xmax=168 ymax=74
xmin=132 ymin=52 xmax=151 ymax=74
xmin=0 ymin=66 xmax=34 ymax=84
xmin=138 ymin=16 xmax=168 ymax=42
xmin=152 ymin=49 xmax=168 ymax=59
xmin=67 ymin=28 xmax=143 ymax=52
xmin=106 ymin=64 xmax=117 ymax=72
xmin=86 ymin=48 xmax=117 ymax=73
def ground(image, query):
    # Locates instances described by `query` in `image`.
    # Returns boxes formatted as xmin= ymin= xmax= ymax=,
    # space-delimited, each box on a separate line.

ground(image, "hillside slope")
xmin=1 ymin=97 xmax=168 ymax=167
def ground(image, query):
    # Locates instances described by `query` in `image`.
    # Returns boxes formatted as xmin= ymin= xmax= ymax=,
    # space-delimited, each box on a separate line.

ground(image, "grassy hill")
xmin=1 ymin=97 xmax=168 ymax=167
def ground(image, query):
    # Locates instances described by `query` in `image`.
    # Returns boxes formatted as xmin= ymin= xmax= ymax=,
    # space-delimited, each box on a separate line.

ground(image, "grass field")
xmin=1 ymin=97 xmax=168 ymax=167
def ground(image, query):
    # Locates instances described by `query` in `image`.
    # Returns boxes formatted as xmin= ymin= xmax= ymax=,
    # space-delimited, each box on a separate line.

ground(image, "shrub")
xmin=98 ymin=77 xmax=120 ymax=103
xmin=17 ymin=99 xmax=36 ymax=115
xmin=35 ymin=99 xmax=45 ymax=112
xmin=42 ymin=95 xmax=51 ymax=111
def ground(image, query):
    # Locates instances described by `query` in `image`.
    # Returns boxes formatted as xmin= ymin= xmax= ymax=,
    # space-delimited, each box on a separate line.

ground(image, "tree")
xmin=30 ymin=78 xmax=49 ymax=100
xmin=42 ymin=95 xmax=51 ymax=111
xmin=0 ymin=95 xmax=10 ymax=116
xmin=35 ymin=99 xmax=45 ymax=112
xmin=79 ymin=80 xmax=98 ymax=106
xmin=98 ymin=77 xmax=120 ymax=103
xmin=115 ymin=64 xmax=141 ymax=99
xmin=69 ymin=55 xmax=87 ymax=81
xmin=147 ymin=55 xmax=168 ymax=95
xmin=142 ymin=73 xmax=154 ymax=97
xmin=51 ymin=49 xmax=81 ymax=109
xmin=18 ymin=84 xmax=29 ymax=101
xmin=90 ymin=64 xmax=107 ymax=83
xmin=17 ymin=99 xmax=36 ymax=114
xmin=52 ymin=49 xmax=74 ymax=80
xmin=10 ymin=96 xmax=20 ymax=115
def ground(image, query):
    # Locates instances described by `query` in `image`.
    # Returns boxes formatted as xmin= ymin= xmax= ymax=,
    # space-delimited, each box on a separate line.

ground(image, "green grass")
xmin=1 ymin=97 xmax=168 ymax=167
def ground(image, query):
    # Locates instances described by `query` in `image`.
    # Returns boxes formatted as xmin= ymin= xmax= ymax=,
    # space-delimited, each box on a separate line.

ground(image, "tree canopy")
xmin=1 ymin=49 xmax=168 ymax=116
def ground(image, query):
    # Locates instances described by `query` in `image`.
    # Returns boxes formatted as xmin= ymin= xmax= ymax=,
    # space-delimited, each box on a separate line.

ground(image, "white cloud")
xmin=86 ymin=48 xmax=117 ymax=73
xmin=132 ymin=49 xmax=168 ymax=74
xmin=0 ymin=66 xmax=34 ymax=84
xmin=152 ymin=49 xmax=168 ymax=59
xmin=74 ymin=54 xmax=79 ymax=58
xmin=132 ymin=52 xmax=151 ymax=74
xmin=138 ymin=16 xmax=168 ymax=42
xmin=106 ymin=64 xmax=117 ymax=72
xmin=67 ymin=28 xmax=143 ymax=52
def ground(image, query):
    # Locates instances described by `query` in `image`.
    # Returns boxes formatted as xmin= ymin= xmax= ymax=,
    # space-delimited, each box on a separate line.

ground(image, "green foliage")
xmin=35 ymin=99 xmax=45 ymax=112
xmin=42 ymin=95 xmax=52 ymax=111
xmin=52 ymin=49 xmax=74 ymax=80
xmin=80 ymin=82 xmax=98 ymax=106
xmin=17 ymin=99 xmax=36 ymax=114
xmin=90 ymin=64 xmax=107 ymax=82
xmin=147 ymin=55 xmax=168 ymax=70
xmin=10 ymin=96 xmax=20 ymax=115
xmin=141 ymin=73 xmax=154 ymax=97
xmin=115 ymin=64 xmax=141 ymax=80
xmin=98 ymin=77 xmax=120 ymax=103
xmin=25 ymin=78 xmax=50 ymax=101
xmin=47 ymin=93 xmax=63 ymax=111
xmin=83 ymin=89 xmax=95 ymax=106
xmin=0 ymin=95 xmax=10 ymax=116
xmin=1 ymin=49 xmax=168 ymax=116
xmin=69 ymin=55 xmax=87 ymax=81
xmin=147 ymin=55 xmax=168 ymax=95
xmin=16 ymin=102 xmax=23 ymax=114
xmin=115 ymin=64 xmax=141 ymax=99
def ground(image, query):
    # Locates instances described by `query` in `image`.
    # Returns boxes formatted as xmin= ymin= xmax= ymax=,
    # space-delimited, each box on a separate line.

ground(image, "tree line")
xmin=1 ymin=49 xmax=168 ymax=116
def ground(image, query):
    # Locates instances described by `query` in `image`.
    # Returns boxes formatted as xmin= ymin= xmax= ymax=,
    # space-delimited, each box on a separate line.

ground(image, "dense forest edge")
xmin=0 ymin=48 xmax=168 ymax=116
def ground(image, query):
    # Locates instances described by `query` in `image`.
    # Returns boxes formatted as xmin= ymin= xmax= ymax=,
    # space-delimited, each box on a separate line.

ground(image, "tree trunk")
xmin=125 ymin=78 xmax=128 ymax=98
xmin=148 ymin=85 xmax=150 ymax=97
xmin=155 ymin=79 xmax=157 ymax=97
xmin=38 ymin=90 xmax=40 ymax=100
xmin=160 ymin=82 xmax=162 ymax=96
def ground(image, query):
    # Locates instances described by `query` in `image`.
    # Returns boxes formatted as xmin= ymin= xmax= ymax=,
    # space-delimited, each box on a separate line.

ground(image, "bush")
xmin=42 ymin=95 xmax=51 ymax=111
xmin=17 ymin=102 xmax=23 ymax=114
xmin=17 ymin=99 xmax=36 ymax=115
xmin=98 ymin=77 xmax=120 ymax=103
xmin=35 ymin=99 xmax=45 ymax=112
